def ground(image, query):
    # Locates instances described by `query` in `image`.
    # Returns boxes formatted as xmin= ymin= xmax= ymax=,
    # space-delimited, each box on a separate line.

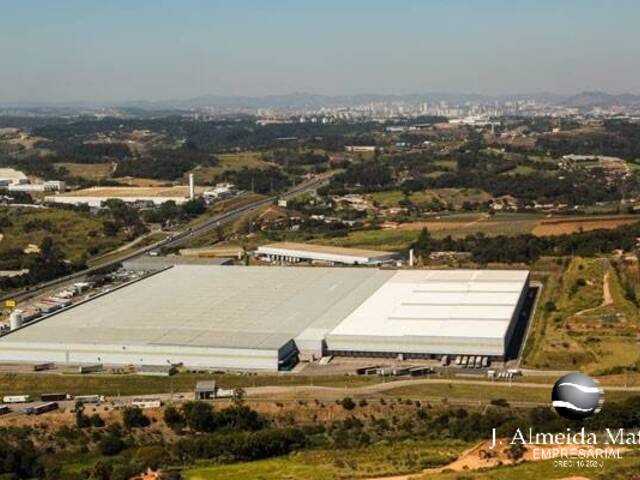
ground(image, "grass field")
xmin=55 ymin=162 xmax=114 ymax=181
xmin=184 ymin=443 xmax=640 ymax=480
xmin=311 ymin=213 xmax=638 ymax=252
xmin=191 ymin=152 xmax=276 ymax=183
xmin=60 ymin=185 xmax=200 ymax=197
xmin=423 ymin=453 xmax=640 ymax=480
xmin=0 ymin=206 xmax=127 ymax=263
xmin=501 ymin=165 xmax=536 ymax=176
xmin=432 ymin=159 xmax=458 ymax=170
xmin=2 ymin=370 xmax=639 ymax=406
xmin=532 ymin=216 xmax=640 ymax=236
xmin=314 ymin=228 xmax=419 ymax=251
xmin=184 ymin=439 xmax=467 ymax=480
xmin=383 ymin=381 xmax=634 ymax=404
xmin=368 ymin=188 xmax=492 ymax=209
xmin=0 ymin=372 xmax=380 ymax=398
xmin=312 ymin=213 xmax=544 ymax=251
xmin=522 ymin=256 xmax=640 ymax=373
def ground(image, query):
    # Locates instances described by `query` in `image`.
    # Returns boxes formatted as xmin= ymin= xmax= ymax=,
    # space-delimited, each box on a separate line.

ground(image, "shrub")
xmin=122 ymin=406 xmax=150 ymax=429
xmin=340 ymin=398 xmax=356 ymax=411
xmin=163 ymin=405 xmax=185 ymax=432
xmin=98 ymin=433 xmax=126 ymax=456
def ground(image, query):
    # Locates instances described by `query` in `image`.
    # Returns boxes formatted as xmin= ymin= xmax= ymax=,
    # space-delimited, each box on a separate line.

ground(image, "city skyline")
xmin=1 ymin=0 xmax=640 ymax=103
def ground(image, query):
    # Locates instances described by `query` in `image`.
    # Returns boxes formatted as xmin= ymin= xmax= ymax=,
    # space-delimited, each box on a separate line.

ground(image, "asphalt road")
xmin=7 ymin=373 xmax=640 ymax=418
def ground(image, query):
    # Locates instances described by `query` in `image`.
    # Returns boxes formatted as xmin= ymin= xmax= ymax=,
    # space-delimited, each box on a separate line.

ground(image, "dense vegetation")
xmin=324 ymin=147 xmax=632 ymax=206
xmin=411 ymin=220 xmax=640 ymax=264
xmin=0 ymin=202 xmax=146 ymax=293
xmin=537 ymin=120 xmax=640 ymax=161
xmin=114 ymin=144 xmax=217 ymax=180
xmin=25 ymin=117 xmax=380 ymax=151
xmin=2 ymin=394 xmax=640 ymax=479
xmin=217 ymin=167 xmax=291 ymax=194
xmin=48 ymin=142 xmax=132 ymax=163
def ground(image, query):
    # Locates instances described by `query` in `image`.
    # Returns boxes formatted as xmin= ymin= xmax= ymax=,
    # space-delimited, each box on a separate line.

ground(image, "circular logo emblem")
xmin=551 ymin=372 xmax=603 ymax=420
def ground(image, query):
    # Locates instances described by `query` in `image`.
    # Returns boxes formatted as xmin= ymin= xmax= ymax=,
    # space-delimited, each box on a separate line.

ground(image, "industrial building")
xmin=7 ymin=181 xmax=65 ymax=193
xmin=0 ymin=266 xmax=529 ymax=371
xmin=121 ymin=255 xmax=234 ymax=271
xmin=0 ymin=168 xmax=28 ymax=186
xmin=345 ymin=145 xmax=376 ymax=152
xmin=256 ymin=242 xmax=399 ymax=266
xmin=45 ymin=186 xmax=198 ymax=207
xmin=44 ymin=175 xmax=198 ymax=208
xmin=325 ymin=269 xmax=530 ymax=358
xmin=0 ymin=168 xmax=64 ymax=192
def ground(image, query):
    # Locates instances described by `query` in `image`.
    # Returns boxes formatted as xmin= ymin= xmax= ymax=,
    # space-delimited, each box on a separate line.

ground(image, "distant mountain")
xmin=120 ymin=92 xmax=574 ymax=111
xmin=562 ymin=91 xmax=640 ymax=107
xmin=3 ymin=91 xmax=640 ymax=112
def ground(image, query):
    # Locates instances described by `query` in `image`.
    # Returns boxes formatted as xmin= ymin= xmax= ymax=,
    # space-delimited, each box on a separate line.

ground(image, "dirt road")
xmin=575 ymin=268 xmax=613 ymax=317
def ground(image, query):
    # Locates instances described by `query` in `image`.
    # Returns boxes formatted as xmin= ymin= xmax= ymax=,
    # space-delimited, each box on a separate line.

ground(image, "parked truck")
xmin=131 ymin=399 xmax=162 ymax=409
xmin=40 ymin=393 xmax=71 ymax=402
xmin=78 ymin=364 xmax=103 ymax=374
xmin=33 ymin=362 xmax=55 ymax=372
xmin=26 ymin=402 xmax=58 ymax=415
xmin=73 ymin=395 xmax=105 ymax=404
xmin=2 ymin=395 xmax=31 ymax=403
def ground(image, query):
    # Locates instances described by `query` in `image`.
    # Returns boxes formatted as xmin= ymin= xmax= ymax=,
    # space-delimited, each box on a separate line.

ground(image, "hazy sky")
xmin=1 ymin=0 xmax=639 ymax=102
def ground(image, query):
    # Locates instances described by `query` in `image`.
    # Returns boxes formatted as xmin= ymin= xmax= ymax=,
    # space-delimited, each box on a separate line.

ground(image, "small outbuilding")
xmin=195 ymin=380 xmax=217 ymax=400
xmin=256 ymin=242 xmax=398 ymax=266
xmin=137 ymin=365 xmax=177 ymax=377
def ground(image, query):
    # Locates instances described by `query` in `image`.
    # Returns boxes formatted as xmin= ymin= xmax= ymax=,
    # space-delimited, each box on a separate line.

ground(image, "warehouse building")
xmin=325 ymin=269 xmax=530 ymax=358
xmin=0 ymin=266 xmax=529 ymax=371
xmin=8 ymin=181 xmax=66 ymax=193
xmin=256 ymin=242 xmax=398 ymax=266
xmin=45 ymin=188 xmax=194 ymax=207
xmin=0 ymin=266 xmax=392 ymax=370
xmin=45 ymin=178 xmax=199 ymax=208
xmin=121 ymin=256 xmax=233 ymax=271
xmin=0 ymin=168 xmax=28 ymax=186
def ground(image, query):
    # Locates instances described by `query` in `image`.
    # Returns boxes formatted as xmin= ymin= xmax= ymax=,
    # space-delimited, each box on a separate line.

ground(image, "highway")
xmin=1 ymin=173 xmax=332 ymax=305
xmin=159 ymin=172 xmax=332 ymax=250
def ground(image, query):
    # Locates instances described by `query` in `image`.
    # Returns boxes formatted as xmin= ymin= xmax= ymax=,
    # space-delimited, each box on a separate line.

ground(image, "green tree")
xmin=340 ymin=397 xmax=356 ymax=411
xmin=412 ymin=227 xmax=433 ymax=255
xmin=99 ymin=433 xmax=126 ymax=456
xmin=182 ymin=402 xmax=217 ymax=432
xmin=164 ymin=405 xmax=186 ymax=433
xmin=122 ymin=406 xmax=150 ymax=429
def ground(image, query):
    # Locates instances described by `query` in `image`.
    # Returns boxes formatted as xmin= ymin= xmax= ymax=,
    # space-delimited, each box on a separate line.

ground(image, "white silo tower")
xmin=9 ymin=310 xmax=23 ymax=331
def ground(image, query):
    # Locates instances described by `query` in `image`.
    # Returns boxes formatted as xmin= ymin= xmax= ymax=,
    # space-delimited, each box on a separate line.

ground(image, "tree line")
xmin=411 ymin=221 xmax=640 ymax=264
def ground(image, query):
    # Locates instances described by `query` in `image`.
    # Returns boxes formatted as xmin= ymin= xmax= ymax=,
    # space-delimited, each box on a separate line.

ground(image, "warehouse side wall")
xmin=325 ymin=334 xmax=506 ymax=357
xmin=502 ymin=273 xmax=531 ymax=358
xmin=0 ymin=342 xmax=281 ymax=371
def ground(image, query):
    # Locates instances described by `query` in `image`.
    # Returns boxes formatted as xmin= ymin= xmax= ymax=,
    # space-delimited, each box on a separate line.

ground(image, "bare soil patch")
xmin=396 ymin=215 xmax=487 ymax=232
xmin=532 ymin=216 xmax=639 ymax=236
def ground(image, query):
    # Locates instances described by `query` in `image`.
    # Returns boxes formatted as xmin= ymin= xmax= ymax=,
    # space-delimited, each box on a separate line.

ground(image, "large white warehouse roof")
xmin=256 ymin=242 xmax=398 ymax=265
xmin=0 ymin=267 xmax=529 ymax=370
xmin=0 ymin=168 xmax=27 ymax=185
xmin=0 ymin=266 xmax=392 ymax=370
xmin=325 ymin=270 xmax=530 ymax=357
